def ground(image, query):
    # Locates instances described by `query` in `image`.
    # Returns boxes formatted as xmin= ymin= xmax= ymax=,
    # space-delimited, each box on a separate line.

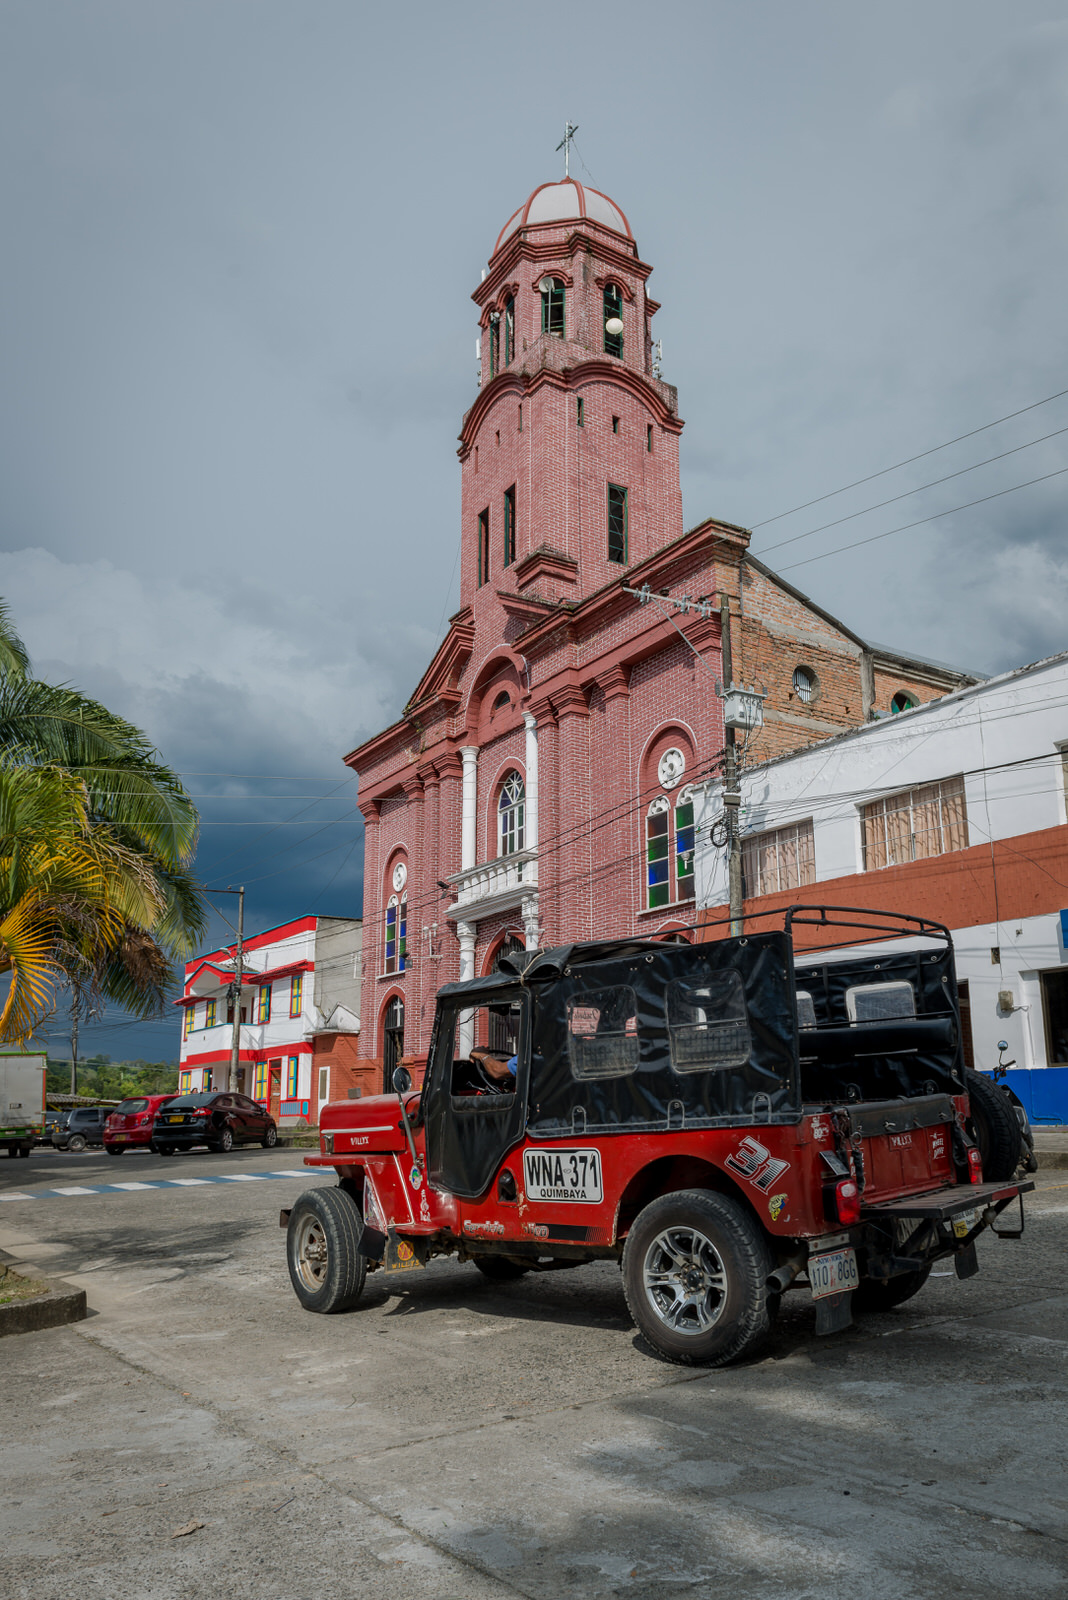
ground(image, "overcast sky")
xmin=1 ymin=1 xmax=1066 ymax=1061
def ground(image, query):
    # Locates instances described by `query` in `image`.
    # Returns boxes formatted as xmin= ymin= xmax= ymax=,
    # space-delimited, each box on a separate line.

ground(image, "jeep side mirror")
xmin=998 ymin=1040 xmax=1008 ymax=1052
xmin=392 ymin=1066 xmax=412 ymax=1094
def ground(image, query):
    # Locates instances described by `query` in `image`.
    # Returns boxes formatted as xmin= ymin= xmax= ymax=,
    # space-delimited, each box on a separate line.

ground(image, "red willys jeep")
xmin=283 ymin=907 xmax=1034 ymax=1366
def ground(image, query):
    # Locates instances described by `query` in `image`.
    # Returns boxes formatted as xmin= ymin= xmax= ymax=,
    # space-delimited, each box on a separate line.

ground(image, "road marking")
xmin=0 ymin=1171 xmax=321 ymax=1203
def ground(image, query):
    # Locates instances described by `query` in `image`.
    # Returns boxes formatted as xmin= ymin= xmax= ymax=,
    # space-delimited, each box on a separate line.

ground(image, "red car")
xmin=104 ymin=1094 xmax=177 ymax=1156
xmin=284 ymin=907 xmax=1033 ymax=1367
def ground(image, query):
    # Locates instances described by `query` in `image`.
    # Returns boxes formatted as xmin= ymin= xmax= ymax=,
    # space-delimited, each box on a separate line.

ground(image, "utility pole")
xmin=228 ymin=886 xmax=245 ymax=1092
xmin=720 ymin=597 xmax=744 ymax=936
xmin=70 ymin=989 xmax=79 ymax=1099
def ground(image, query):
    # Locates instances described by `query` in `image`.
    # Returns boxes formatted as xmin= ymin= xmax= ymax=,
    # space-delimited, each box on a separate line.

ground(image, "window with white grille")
xmin=862 ymin=775 xmax=968 ymax=870
xmin=742 ymin=820 xmax=816 ymax=898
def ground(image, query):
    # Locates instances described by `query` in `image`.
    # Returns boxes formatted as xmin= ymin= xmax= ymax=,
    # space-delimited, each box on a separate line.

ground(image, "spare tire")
xmin=965 ymin=1068 xmax=1021 ymax=1181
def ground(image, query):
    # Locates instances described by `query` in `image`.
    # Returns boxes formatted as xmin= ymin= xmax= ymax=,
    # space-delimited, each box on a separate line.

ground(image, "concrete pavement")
xmin=1 ymin=1144 xmax=1066 ymax=1599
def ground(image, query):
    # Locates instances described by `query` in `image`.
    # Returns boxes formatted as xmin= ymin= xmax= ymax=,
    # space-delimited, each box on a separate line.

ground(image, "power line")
xmin=779 ymin=464 xmax=1068 ymax=573
xmin=755 ymin=423 xmax=1068 ymax=559
xmin=752 ymin=383 xmax=1068 ymax=529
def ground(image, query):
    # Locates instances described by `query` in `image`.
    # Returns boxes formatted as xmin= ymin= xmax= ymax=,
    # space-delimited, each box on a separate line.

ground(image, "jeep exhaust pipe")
xmin=767 ymin=1252 xmax=807 ymax=1295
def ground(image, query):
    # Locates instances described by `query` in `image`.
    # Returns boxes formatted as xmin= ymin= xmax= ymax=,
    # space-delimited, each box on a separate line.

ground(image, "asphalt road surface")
xmin=2 ymin=1144 xmax=1067 ymax=1600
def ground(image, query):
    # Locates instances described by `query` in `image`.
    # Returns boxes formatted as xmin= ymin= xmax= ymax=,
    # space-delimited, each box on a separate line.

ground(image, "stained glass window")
xmin=385 ymin=895 xmax=407 ymax=974
xmin=289 ymin=973 xmax=303 ymax=1017
xmin=676 ymin=786 xmax=696 ymax=902
xmin=646 ymin=796 xmax=671 ymax=908
xmin=499 ymin=772 xmax=525 ymax=856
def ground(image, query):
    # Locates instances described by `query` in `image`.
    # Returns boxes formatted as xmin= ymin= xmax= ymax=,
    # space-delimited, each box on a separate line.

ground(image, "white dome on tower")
xmin=493 ymin=178 xmax=633 ymax=256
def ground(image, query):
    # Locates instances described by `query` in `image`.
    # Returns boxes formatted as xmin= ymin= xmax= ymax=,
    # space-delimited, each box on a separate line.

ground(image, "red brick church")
xmin=344 ymin=176 xmax=971 ymax=1089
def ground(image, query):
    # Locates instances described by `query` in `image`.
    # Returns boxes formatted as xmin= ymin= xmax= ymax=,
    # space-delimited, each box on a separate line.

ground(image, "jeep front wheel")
xmin=287 ymin=1187 xmax=367 ymax=1313
xmin=622 ymin=1189 xmax=774 ymax=1367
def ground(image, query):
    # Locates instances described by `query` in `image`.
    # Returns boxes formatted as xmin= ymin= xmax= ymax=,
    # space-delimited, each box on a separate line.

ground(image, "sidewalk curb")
xmin=0 ymin=1264 xmax=87 ymax=1338
xmin=1036 ymin=1150 xmax=1068 ymax=1171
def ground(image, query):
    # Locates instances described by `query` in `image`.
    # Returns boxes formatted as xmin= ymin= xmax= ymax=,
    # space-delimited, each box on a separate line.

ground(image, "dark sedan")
xmin=152 ymin=1092 xmax=278 ymax=1155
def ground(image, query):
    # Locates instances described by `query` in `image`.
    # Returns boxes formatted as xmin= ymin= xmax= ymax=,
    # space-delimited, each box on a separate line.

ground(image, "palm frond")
xmin=0 ymin=599 xmax=30 ymax=681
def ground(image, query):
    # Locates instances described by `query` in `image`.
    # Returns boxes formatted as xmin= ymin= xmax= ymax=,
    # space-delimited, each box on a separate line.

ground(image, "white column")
xmin=523 ymin=711 xmax=539 ymax=852
xmin=457 ymin=919 xmax=476 ymax=1058
xmin=460 ymin=746 xmax=479 ymax=871
xmin=522 ymin=893 xmax=541 ymax=952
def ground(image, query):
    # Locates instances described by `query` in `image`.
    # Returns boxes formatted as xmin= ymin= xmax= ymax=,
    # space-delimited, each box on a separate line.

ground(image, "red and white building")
xmin=344 ymin=176 xmax=969 ymax=1090
xmin=176 ymin=916 xmax=362 ymax=1125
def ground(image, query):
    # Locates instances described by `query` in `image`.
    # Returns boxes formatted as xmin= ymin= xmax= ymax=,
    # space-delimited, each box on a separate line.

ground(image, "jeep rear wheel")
xmin=287 ymin=1187 xmax=367 ymax=1314
xmin=622 ymin=1189 xmax=774 ymax=1367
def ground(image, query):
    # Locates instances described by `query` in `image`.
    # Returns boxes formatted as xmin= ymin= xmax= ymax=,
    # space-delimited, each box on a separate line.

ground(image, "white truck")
xmin=0 ymin=1053 xmax=47 ymax=1158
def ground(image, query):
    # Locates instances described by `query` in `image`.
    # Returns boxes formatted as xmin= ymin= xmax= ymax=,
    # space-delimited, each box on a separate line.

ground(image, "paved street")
xmin=2 ymin=1146 xmax=1067 ymax=1600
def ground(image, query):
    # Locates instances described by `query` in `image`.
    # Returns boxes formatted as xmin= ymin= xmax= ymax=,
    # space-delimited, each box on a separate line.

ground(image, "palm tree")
xmin=0 ymin=607 xmax=205 ymax=1042
xmin=0 ymin=759 xmax=167 ymax=1040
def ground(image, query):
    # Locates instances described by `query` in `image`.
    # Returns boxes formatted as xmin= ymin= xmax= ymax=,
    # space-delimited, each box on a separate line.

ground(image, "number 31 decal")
xmin=725 ymin=1134 xmax=790 ymax=1193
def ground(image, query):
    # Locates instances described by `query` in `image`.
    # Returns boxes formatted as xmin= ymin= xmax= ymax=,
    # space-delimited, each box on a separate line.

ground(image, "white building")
xmin=694 ymin=651 xmax=1068 ymax=1123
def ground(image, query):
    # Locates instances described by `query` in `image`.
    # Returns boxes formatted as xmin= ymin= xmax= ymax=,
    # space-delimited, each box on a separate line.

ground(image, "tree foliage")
xmin=0 ymin=604 xmax=206 ymax=1043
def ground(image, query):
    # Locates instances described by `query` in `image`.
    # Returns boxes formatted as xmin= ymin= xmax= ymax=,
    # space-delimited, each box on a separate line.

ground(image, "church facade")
xmin=344 ymin=177 xmax=972 ymax=1089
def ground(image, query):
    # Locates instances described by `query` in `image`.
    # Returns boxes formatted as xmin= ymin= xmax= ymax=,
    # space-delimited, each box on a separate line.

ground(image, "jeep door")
xmin=423 ymin=993 xmax=529 ymax=1200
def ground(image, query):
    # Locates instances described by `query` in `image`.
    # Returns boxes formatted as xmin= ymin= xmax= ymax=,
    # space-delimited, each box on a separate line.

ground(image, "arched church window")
xmin=488 ymin=312 xmax=500 ymax=378
xmin=504 ymin=295 xmax=515 ymax=365
xmin=675 ymin=785 xmax=696 ymax=903
xmin=603 ymin=283 xmax=624 ymax=357
xmin=498 ymin=772 xmax=525 ymax=857
xmin=646 ymin=796 xmax=671 ymax=909
xmin=385 ymin=893 xmax=407 ymax=974
xmin=540 ymin=276 xmax=565 ymax=338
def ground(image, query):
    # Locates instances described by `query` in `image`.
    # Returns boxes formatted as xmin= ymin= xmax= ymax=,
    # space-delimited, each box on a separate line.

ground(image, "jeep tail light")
xmin=967 ymin=1147 xmax=983 ymax=1184
xmin=835 ymin=1179 xmax=862 ymax=1226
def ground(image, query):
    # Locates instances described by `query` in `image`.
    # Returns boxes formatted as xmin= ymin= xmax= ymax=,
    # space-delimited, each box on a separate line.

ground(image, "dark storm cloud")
xmin=1 ymin=1 xmax=1065 ymax=1056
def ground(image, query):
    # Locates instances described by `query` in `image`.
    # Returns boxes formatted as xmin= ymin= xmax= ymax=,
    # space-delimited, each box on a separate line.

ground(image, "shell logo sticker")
xmin=768 ymin=1193 xmax=787 ymax=1223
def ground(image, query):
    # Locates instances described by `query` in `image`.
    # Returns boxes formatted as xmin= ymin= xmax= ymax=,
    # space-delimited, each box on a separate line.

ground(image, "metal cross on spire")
xmin=556 ymin=121 xmax=579 ymax=178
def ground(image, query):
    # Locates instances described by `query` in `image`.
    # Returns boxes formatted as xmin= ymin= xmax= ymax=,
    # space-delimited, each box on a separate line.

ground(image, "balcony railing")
xmin=446 ymin=848 xmax=538 ymax=918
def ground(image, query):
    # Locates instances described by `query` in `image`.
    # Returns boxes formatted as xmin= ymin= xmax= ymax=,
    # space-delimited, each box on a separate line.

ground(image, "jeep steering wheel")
xmin=473 ymin=1059 xmax=506 ymax=1093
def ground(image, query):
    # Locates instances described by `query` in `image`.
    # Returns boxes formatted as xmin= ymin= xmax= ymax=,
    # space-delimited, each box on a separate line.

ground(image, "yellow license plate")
xmin=168 ymin=1116 xmax=183 ymax=1123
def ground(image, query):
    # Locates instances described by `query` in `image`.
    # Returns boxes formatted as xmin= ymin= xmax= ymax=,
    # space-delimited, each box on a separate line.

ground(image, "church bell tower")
xmin=458 ymin=176 xmax=685 ymax=612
